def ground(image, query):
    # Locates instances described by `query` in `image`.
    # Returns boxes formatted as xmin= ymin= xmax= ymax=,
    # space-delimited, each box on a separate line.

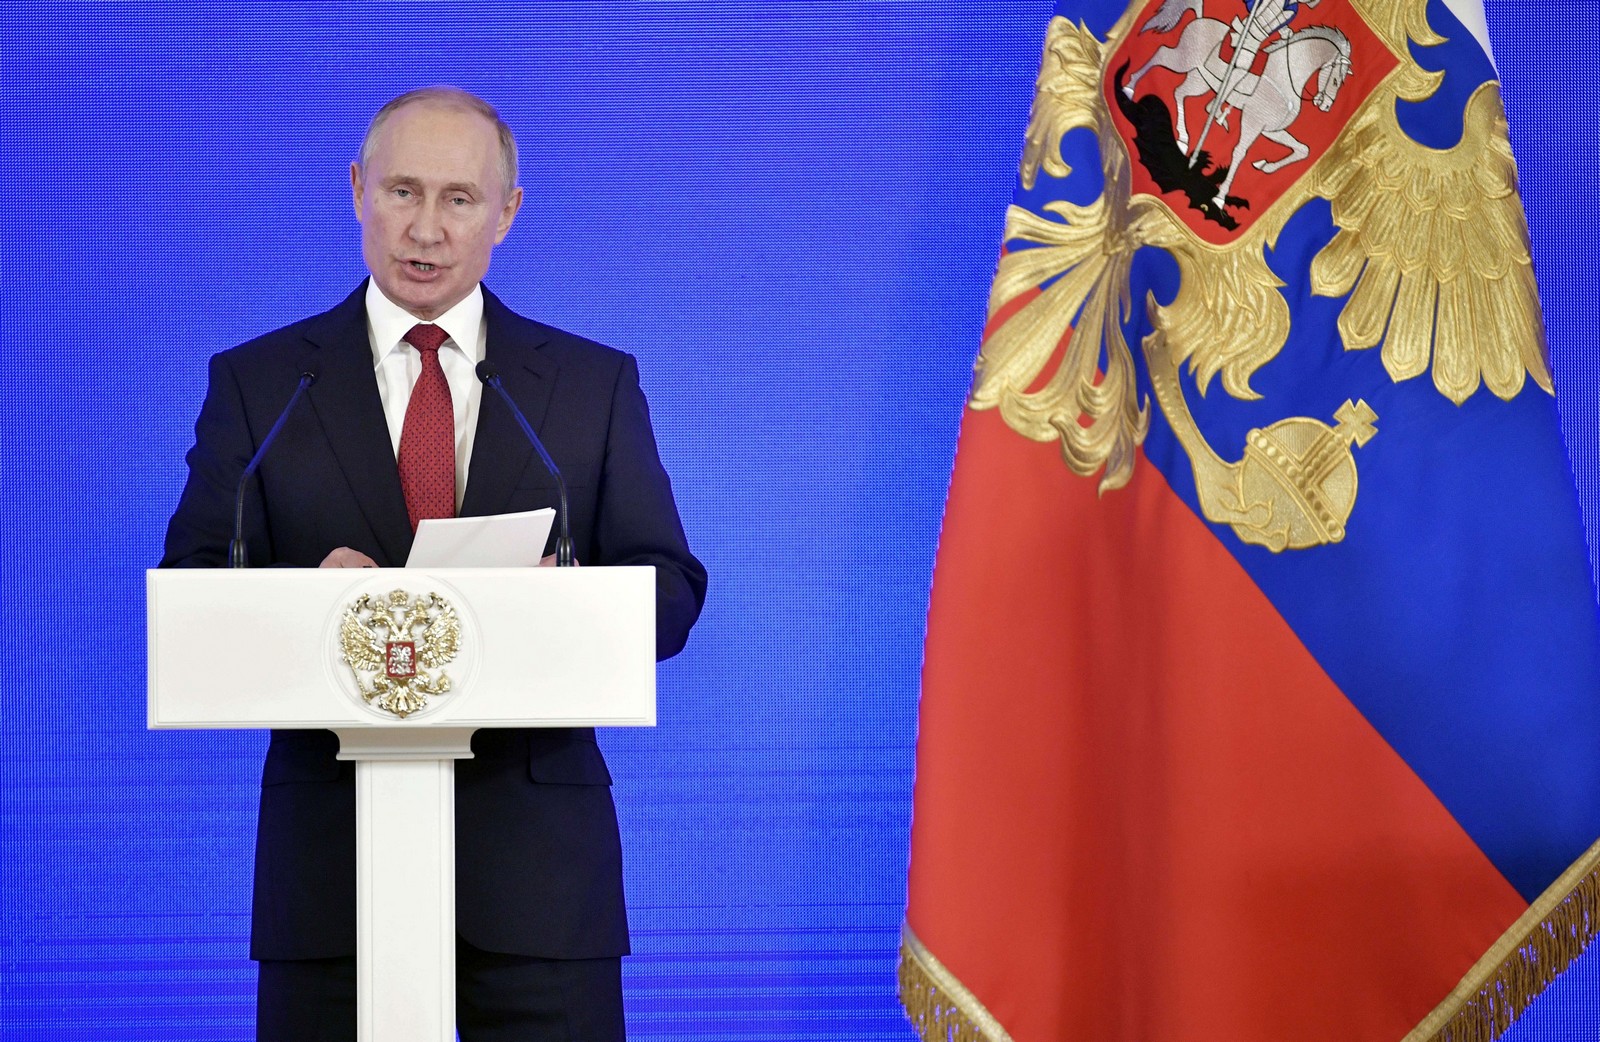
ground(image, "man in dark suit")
xmin=162 ymin=86 xmax=706 ymax=1041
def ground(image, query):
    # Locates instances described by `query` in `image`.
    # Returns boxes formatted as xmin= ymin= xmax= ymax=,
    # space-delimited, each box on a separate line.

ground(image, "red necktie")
xmin=397 ymin=323 xmax=455 ymax=532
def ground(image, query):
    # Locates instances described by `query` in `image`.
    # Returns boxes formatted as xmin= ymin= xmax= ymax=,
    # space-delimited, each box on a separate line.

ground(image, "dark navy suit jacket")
xmin=161 ymin=282 xmax=707 ymax=961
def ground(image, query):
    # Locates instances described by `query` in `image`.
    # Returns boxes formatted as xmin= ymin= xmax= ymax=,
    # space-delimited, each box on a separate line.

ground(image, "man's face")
xmin=352 ymin=102 xmax=523 ymax=321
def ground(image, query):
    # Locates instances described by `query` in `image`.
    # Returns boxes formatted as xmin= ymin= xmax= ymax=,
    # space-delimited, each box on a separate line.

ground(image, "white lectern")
xmin=147 ymin=567 xmax=655 ymax=1042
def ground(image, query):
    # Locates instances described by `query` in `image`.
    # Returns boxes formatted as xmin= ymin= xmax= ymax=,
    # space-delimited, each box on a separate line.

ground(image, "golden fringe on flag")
xmin=1405 ymin=839 xmax=1600 ymax=1042
xmin=900 ymin=838 xmax=1600 ymax=1042
xmin=898 ymin=925 xmax=1013 ymax=1042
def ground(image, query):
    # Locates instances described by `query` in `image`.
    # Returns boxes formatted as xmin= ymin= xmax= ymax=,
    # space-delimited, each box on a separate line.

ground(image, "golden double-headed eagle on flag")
xmin=973 ymin=0 xmax=1548 ymax=551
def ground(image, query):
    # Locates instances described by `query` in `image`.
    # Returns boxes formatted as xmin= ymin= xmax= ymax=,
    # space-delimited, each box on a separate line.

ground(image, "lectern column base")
xmin=339 ymin=728 xmax=477 ymax=1042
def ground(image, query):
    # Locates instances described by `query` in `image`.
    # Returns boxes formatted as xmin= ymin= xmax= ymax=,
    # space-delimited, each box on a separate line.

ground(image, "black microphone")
xmin=475 ymin=360 xmax=574 ymax=566
xmin=229 ymin=362 xmax=320 ymax=568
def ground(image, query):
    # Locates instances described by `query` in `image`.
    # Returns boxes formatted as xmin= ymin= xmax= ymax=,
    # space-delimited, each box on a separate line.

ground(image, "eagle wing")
xmin=1309 ymin=82 xmax=1550 ymax=404
xmin=417 ymin=597 xmax=461 ymax=669
xmin=339 ymin=608 xmax=386 ymax=673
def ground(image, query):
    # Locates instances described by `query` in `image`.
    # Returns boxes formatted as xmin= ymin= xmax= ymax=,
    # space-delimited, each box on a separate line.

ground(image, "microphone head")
xmin=475 ymin=359 xmax=501 ymax=385
xmin=298 ymin=359 xmax=321 ymax=385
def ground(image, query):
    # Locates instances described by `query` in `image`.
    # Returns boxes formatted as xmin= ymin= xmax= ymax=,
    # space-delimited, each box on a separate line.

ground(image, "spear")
xmin=1189 ymin=1 xmax=1268 ymax=167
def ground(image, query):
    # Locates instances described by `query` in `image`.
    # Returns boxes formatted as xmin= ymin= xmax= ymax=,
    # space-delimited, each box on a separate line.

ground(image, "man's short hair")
xmin=357 ymin=86 xmax=519 ymax=195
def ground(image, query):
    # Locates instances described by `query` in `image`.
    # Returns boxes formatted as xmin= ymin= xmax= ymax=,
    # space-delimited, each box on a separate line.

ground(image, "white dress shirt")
xmin=365 ymin=281 xmax=487 ymax=510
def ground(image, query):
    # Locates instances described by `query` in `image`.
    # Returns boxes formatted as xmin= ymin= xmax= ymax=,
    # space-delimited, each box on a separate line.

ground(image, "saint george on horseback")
xmin=1204 ymin=0 xmax=1309 ymax=134
xmin=1122 ymin=0 xmax=1350 ymax=209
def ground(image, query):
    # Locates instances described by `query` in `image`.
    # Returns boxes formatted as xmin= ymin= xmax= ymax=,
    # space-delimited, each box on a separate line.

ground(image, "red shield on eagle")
xmin=1103 ymin=0 xmax=1396 ymax=243
xmin=384 ymin=641 xmax=417 ymax=679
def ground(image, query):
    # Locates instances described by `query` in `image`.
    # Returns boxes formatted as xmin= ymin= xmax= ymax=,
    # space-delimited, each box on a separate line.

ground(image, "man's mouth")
xmin=409 ymin=261 xmax=437 ymax=272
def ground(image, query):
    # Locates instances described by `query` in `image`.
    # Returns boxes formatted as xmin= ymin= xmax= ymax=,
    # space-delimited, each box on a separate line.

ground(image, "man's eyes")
xmin=387 ymin=188 xmax=473 ymax=206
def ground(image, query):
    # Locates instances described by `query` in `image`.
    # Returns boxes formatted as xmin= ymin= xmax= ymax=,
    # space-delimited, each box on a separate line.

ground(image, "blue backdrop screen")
xmin=1 ymin=3 xmax=1594 ymax=1039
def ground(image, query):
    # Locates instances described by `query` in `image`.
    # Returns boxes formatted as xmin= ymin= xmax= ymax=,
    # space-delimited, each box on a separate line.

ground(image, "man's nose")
xmin=409 ymin=201 xmax=445 ymax=245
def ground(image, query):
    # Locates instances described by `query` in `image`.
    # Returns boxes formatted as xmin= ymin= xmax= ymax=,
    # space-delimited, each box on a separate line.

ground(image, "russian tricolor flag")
xmin=901 ymin=3 xmax=1600 ymax=1040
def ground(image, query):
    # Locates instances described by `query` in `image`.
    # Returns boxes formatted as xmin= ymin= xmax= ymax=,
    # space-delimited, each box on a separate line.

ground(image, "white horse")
xmin=1124 ymin=20 xmax=1352 ymax=207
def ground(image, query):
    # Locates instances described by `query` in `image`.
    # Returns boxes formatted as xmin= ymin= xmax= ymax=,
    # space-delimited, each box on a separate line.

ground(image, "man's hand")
xmin=321 ymin=547 xmax=379 ymax=568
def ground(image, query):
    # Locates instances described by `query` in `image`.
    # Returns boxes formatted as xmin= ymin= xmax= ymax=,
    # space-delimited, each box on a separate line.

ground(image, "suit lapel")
xmin=461 ymin=287 xmax=557 ymax=518
xmin=301 ymin=283 xmax=414 ymax=565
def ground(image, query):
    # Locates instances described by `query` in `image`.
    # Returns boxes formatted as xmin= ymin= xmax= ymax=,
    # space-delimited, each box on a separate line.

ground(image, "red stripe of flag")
xmin=906 ymin=405 xmax=1526 ymax=1040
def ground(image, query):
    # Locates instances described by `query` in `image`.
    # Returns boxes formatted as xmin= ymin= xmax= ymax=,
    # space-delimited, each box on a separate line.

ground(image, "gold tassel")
xmin=901 ymin=841 xmax=1599 ymax=1042
xmin=898 ymin=925 xmax=1016 ymax=1042
xmin=1407 ymin=840 xmax=1600 ymax=1042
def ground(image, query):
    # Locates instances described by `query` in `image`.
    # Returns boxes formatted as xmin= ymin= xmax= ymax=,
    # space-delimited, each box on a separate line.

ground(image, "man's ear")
xmin=494 ymin=186 xmax=524 ymax=244
xmin=351 ymin=163 xmax=365 ymax=221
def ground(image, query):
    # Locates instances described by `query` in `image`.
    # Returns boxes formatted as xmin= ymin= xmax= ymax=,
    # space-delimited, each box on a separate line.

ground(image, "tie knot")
xmin=404 ymin=323 xmax=449 ymax=354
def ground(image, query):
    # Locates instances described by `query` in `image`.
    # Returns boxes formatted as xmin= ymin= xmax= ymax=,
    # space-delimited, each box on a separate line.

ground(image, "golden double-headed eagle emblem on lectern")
xmin=338 ymin=590 xmax=462 ymax=718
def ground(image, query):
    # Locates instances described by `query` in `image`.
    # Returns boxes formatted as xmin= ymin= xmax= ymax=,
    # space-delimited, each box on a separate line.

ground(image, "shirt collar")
xmin=365 ymin=281 xmax=485 ymax=365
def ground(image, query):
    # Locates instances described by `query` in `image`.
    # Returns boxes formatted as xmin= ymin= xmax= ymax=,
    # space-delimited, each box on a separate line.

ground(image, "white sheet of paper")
xmin=406 ymin=508 xmax=556 ymax=568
